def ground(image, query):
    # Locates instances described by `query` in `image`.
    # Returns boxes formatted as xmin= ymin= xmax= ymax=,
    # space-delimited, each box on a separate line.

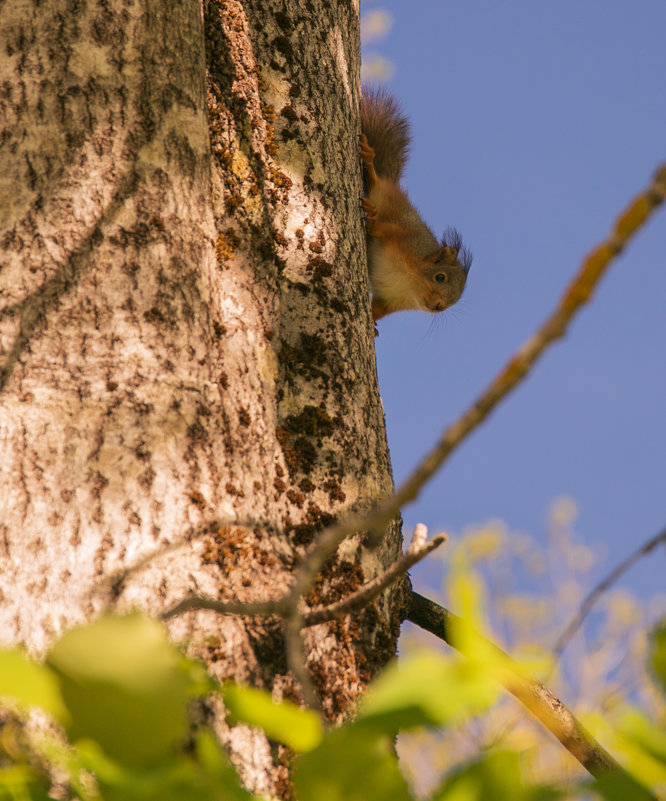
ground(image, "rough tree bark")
xmin=0 ymin=0 xmax=404 ymax=796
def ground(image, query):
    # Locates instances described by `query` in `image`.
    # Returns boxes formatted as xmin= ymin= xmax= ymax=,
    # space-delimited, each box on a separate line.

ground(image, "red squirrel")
xmin=360 ymin=88 xmax=472 ymax=324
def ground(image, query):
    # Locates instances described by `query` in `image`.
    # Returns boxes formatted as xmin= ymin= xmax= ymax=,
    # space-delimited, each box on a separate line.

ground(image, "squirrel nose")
xmin=433 ymin=302 xmax=444 ymax=312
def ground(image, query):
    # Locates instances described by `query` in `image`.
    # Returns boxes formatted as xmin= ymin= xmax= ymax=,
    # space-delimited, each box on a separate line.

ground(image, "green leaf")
xmin=594 ymin=771 xmax=657 ymax=801
xmin=222 ymin=684 xmax=323 ymax=753
xmin=0 ymin=765 xmax=53 ymax=801
xmin=77 ymin=735 xmax=258 ymax=801
xmin=447 ymin=555 xmax=489 ymax=635
xmin=0 ymin=649 xmax=68 ymax=723
xmin=431 ymin=751 xmax=565 ymax=801
xmin=358 ymin=651 xmax=498 ymax=734
xmin=46 ymin=614 xmax=190 ymax=768
xmin=620 ymin=708 xmax=666 ymax=765
xmin=294 ymin=726 xmax=411 ymax=801
xmin=584 ymin=709 xmax=666 ymax=795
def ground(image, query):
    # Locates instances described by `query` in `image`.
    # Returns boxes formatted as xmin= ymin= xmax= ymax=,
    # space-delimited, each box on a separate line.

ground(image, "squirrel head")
xmin=420 ymin=229 xmax=472 ymax=313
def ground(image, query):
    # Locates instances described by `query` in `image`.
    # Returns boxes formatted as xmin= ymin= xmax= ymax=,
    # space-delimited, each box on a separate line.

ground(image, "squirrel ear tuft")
xmin=441 ymin=227 xmax=472 ymax=274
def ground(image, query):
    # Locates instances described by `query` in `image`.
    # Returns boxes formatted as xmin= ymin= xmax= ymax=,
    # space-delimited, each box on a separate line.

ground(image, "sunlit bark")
xmin=0 ymin=0 xmax=403 ymax=794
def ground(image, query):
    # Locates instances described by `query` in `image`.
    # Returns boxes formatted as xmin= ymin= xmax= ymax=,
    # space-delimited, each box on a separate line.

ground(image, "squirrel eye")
xmin=434 ymin=272 xmax=448 ymax=284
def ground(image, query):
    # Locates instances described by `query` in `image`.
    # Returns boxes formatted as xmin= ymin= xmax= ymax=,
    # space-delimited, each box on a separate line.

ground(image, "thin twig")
xmin=553 ymin=525 xmax=666 ymax=656
xmin=302 ymin=527 xmax=447 ymax=626
xmin=288 ymin=163 xmax=666 ymax=606
xmin=161 ymin=165 xmax=666 ymax=711
xmin=407 ymin=592 xmax=657 ymax=800
xmin=283 ymin=527 xmax=446 ymax=701
xmin=160 ymin=590 xmax=321 ymax=710
xmin=159 ymin=526 xmax=446 ymax=706
xmin=162 ymin=526 xmax=446 ymax=710
xmin=161 ymin=596 xmax=288 ymax=620
xmin=285 ymin=611 xmax=321 ymax=711
xmin=161 ymin=525 xmax=446 ymax=627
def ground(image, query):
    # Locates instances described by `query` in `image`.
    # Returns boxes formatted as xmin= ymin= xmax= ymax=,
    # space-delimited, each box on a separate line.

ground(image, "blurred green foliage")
xmin=0 ymin=601 xmax=663 ymax=801
xmin=1 ymin=506 xmax=665 ymax=801
xmin=400 ymin=501 xmax=666 ymax=798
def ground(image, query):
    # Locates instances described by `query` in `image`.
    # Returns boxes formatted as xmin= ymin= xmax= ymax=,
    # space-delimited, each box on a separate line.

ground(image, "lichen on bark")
xmin=0 ymin=0 xmax=404 ymax=795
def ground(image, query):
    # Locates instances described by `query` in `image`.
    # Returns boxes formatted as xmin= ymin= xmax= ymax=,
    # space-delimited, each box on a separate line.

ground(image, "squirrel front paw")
xmin=359 ymin=134 xmax=375 ymax=165
xmin=359 ymin=134 xmax=378 ymax=187
xmin=361 ymin=197 xmax=377 ymax=233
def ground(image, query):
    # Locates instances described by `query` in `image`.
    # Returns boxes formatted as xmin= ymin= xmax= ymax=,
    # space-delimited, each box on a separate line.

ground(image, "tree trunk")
xmin=0 ymin=0 xmax=403 ymax=795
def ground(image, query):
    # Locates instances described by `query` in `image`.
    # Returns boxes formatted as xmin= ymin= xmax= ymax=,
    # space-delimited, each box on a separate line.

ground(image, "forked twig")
xmin=301 ymin=526 xmax=446 ymax=626
xmin=162 ymin=524 xmax=446 ymax=709
xmin=161 ymin=525 xmax=446 ymax=626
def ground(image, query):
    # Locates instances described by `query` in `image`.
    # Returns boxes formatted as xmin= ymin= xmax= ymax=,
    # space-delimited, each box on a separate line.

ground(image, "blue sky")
xmin=361 ymin=2 xmax=666 ymax=608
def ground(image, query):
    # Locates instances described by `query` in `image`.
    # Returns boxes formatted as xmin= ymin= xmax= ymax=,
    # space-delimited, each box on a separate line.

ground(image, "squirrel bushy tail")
xmin=359 ymin=87 xmax=472 ymax=324
xmin=360 ymin=87 xmax=410 ymax=183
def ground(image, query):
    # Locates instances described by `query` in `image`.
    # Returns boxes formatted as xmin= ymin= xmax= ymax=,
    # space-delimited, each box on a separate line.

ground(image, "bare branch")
xmin=302 ymin=526 xmax=447 ymax=626
xmin=407 ymin=592 xmax=657 ymax=800
xmin=162 ymin=526 xmax=446 ymax=627
xmin=161 ymin=596 xmax=288 ymax=620
xmin=553 ymin=525 xmax=666 ymax=656
xmin=162 ymin=527 xmax=445 ymax=711
xmin=284 ymin=611 xmax=321 ymax=711
xmin=158 ymin=572 xmax=322 ymax=709
xmin=159 ymin=166 xmax=666 ymax=715
xmin=289 ymin=163 xmax=666 ymax=604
